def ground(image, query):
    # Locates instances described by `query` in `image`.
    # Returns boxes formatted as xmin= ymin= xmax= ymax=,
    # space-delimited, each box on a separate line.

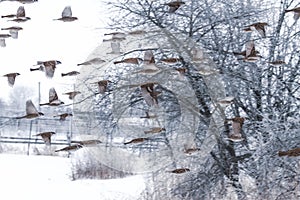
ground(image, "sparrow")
xmin=140 ymin=111 xmax=157 ymax=119
xmin=55 ymin=144 xmax=83 ymax=152
xmin=144 ymin=127 xmax=166 ymax=134
xmin=33 ymin=131 xmax=55 ymax=145
xmin=1 ymin=26 xmax=23 ymax=39
xmin=63 ymin=91 xmax=81 ymax=100
xmin=268 ymin=60 xmax=286 ymax=66
xmin=140 ymin=82 xmax=161 ymax=107
xmin=77 ymin=58 xmax=106 ymax=66
xmin=166 ymin=168 xmax=190 ymax=174
xmin=160 ymin=57 xmax=181 ymax=63
xmin=225 ymin=117 xmax=245 ymax=142
xmin=75 ymin=140 xmax=102 ymax=146
xmin=61 ymin=71 xmax=80 ymax=77
xmin=54 ymin=6 xmax=78 ymax=22
xmin=124 ymin=137 xmax=149 ymax=145
xmin=164 ymin=1 xmax=185 ymax=13
xmin=15 ymin=100 xmax=44 ymax=119
xmin=113 ymin=57 xmax=143 ymax=65
xmin=53 ymin=113 xmax=73 ymax=121
xmin=3 ymin=72 xmax=20 ymax=86
xmin=40 ymin=87 xmax=64 ymax=106
xmin=7 ymin=6 xmax=31 ymax=22
xmin=217 ymin=96 xmax=235 ymax=106
xmin=94 ymin=80 xmax=111 ymax=94
xmin=30 ymin=60 xmax=62 ymax=78
xmin=243 ymin=22 xmax=268 ymax=38
xmin=285 ymin=7 xmax=300 ymax=21
xmin=278 ymin=147 xmax=300 ymax=157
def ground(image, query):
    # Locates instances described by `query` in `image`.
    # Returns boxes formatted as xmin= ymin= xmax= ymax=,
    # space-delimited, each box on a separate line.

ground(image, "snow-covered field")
xmin=0 ymin=154 xmax=145 ymax=200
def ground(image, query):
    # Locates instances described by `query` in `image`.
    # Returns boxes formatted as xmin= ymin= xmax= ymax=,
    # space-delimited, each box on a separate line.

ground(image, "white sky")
xmin=0 ymin=0 xmax=112 ymax=104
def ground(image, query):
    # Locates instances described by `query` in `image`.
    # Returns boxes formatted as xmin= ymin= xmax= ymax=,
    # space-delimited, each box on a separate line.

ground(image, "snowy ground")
xmin=0 ymin=154 xmax=145 ymax=200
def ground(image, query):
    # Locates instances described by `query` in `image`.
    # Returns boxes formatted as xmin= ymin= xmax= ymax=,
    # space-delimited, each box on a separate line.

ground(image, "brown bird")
xmin=15 ymin=100 xmax=44 ymax=119
xmin=54 ymin=6 xmax=78 ymax=22
xmin=113 ymin=57 xmax=143 ymax=65
xmin=124 ymin=137 xmax=149 ymax=145
xmin=225 ymin=117 xmax=245 ymax=142
xmin=3 ymin=72 xmax=20 ymax=86
xmin=164 ymin=1 xmax=185 ymax=13
xmin=40 ymin=87 xmax=64 ymax=106
xmin=53 ymin=113 xmax=73 ymax=121
xmin=63 ymin=91 xmax=81 ymax=100
xmin=61 ymin=71 xmax=80 ymax=77
xmin=167 ymin=168 xmax=190 ymax=174
xmin=144 ymin=127 xmax=166 ymax=134
xmin=55 ymin=144 xmax=83 ymax=152
xmin=140 ymin=82 xmax=161 ymax=107
xmin=160 ymin=57 xmax=181 ymax=63
xmin=75 ymin=140 xmax=102 ymax=146
xmin=94 ymin=80 xmax=111 ymax=94
xmin=244 ymin=22 xmax=268 ymax=38
xmin=234 ymin=41 xmax=261 ymax=62
xmin=278 ymin=147 xmax=300 ymax=157
xmin=33 ymin=132 xmax=55 ymax=145
xmin=140 ymin=111 xmax=157 ymax=119
xmin=30 ymin=60 xmax=62 ymax=78
xmin=184 ymin=145 xmax=201 ymax=155
xmin=285 ymin=7 xmax=300 ymax=21
xmin=1 ymin=26 xmax=23 ymax=39
xmin=268 ymin=60 xmax=286 ymax=66
xmin=77 ymin=58 xmax=106 ymax=66
xmin=143 ymin=50 xmax=156 ymax=65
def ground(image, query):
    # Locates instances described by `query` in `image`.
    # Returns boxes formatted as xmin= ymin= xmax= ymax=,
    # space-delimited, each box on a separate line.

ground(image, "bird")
xmin=54 ymin=6 xmax=78 ymax=22
xmin=104 ymin=32 xmax=126 ymax=40
xmin=0 ymin=34 xmax=11 ymax=39
xmin=268 ymin=60 xmax=286 ymax=66
xmin=77 ymin=58 xmax=106 ymax=66
xmin=285 ymin=7 xmax=300 ymax=21
xmin=61 ymin=71 xmax=80 ymax=77
xmin=243 ymin=22 xmax=268 ymax=38
xmin=1 ymin=26 xmax=23 ymax=39
xmin=113 ymin=57 xmax=143 ymax=65
xmin=40 ymin=87 xmax=64 ymax=106
xmin=140 ymin=82 xmax=161 ymax=107
xmin=33 ymin=132 xmax=55 ymax=145
xmin=144 ymin=127 xmax=166 ymax=134
xmin=143 ymin=50 xmax=156 ymax=65
xmin=15 ymin=100 xmax=44 ymax=119
xmin=55 ymin=144 xmax=83 ymax=152
xmin=160 ymin=57 xmax=181 ymax=64
xmin=62 ymin=91 xmax=81 ymax=100
xmin=184 ymin=145 xmax=200 ymax=155
xmin=234 ymin=41 xmax=261 ymax=62
xmin=124 ymin=137 xmax=149 ymax=145
xmin=2 ymin=6 xmax=25 ymax=18
xmin=140 ymin=111 xmax=157 ymax=119
xmin=74 ymin=140 xmax=102 ymax=146
xmin=164 ymin=1 xmax=185 ymax=13
xmin=166 ymin=168 xmax=190 ymax=174
xmin=278 ymin=147 xmax=300 ymax=157
xmin=225 ymin=117 xmax=245 ymax=142
xmin=53 ymin=113 xmax=73 ymax=121
xmin=30 ymin=60 xmax=62 ymax=78
xmin=3 ymin=72 xmax=20 ymax=87
xmin=94 ymin=80 xmax=111 ymax=94
xmin=175 ymin=67 xmax=187 ymax=78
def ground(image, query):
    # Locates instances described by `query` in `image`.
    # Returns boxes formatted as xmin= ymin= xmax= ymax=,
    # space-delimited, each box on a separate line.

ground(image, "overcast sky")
xmin=0 ymin=0 xmax=111 ymax=104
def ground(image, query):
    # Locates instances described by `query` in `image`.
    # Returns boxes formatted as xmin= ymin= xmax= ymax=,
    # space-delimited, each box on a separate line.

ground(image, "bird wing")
xmin=97 ymin=81 xmax=108 ymax=94
xmin=41 ymin=133 xmax=51 ymax=145
xmin=143 ymin=50 xmax=155 ymax=64
xmin=49 ymin=87 xmax=59 ymax=102
xmin=7 ymin=75 xmax=16 ymax=86
xmin=62 ymin=6 xmax=72 ymax=17
xmin=44 ymin=65 xmax=55 ymax=78
xmin=16 ymin=6 xmax=25 ymax=18
xmin=0 ymin=39 xmax=6 ymax=47
xmin=245 ymin=41 xmax=255 ymax=57
xmin=141 ymin=84 xmax=156 ymax=107
xmin=255 ymin=24 xmax=266 ymax=37
xmin=294 ymin=12 xmax=300 ymax=21
xmin=230 ymin=121 xmax=242 ymax=138
xmin=111 ymin=42 xmax=120 ymax=54
xmin=26 ymin=100 xmax=38 ymax=115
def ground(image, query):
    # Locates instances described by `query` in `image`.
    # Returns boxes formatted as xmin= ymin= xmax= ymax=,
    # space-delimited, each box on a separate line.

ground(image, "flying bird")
xmin=285 ymin=7 xmax=300 ymax=21
xmin=140 ymin=111 xmax=157 ymax=119
xmin=233 ymin=41 xmax=261 ymax=62
xmin=61 ymin=71 xmax=80 ymax=77
xmin=268 ymin=60 xmax=286 ymax=66
xmin=53 ymin=113 xmax=73 ymax=121
xmin=184 ymin=145 xmax=200 ymax=155
xmin=278 ymin=147 xmax=300 ymax=157
xmin=160 ymin=57 xmax=181 ymax=64
xmin=55 ymin=144 xmax=83 ymax=152
xmin=63 ymin=91 xmax=81 ymax=100
xmin=3 ymin=72 xmax=20 ymax=86
xmin=0 ymin=34 xmax=11 ymax=47
xmin=144 ymin=127 xmax=166 ymax=134
xmin=124 ymin=137 xmax=149 ymax=145
xmin=77 ymin=58 xmax=106 ymax=66
xmin=140 ymin=82 xmax=161 ymax=107
xmin=40 ymin=88 xmax=64 ymax=106
xmin=2 ymin=6 xmax=25 ymax=18
xmin=33 ymin=132 xmax=55 ymax=145
xmin=15 ymin=100 xmax=44 ymax=119
xmin=225 ymin=117 xmax=245 ymax=142
xmin=166 ymin=168 xmax=190 ymax=174
xmin=143 ymin=50 xmax=156 ymax=67
xmin=74 ymin=140 xmax=102 ymax=146
xmin=113 ymin=57 xmax=143 ymax=65
xmin=164 ymin=1 xmax=185 ymax=13
xmin=94 ymin=80 xmax=111 ymax=94
xmin=54 ymin=6 xmax=78 ymax=22
xmin=1 ymin=26 xmax=23 ymax=39
xmin=243 ymin=22 xmax=268 ymax=38
xmin=30 ymin=60 xmax=62 ymax=78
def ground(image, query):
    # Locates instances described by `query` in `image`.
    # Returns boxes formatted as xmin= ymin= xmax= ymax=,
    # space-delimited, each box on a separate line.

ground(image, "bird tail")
xmin=113 ymin=61 xmax=122 ymax=64
xmin=39 ymin=103 xmax=47 ymax=106
xmin=124 ymin=142 xmax=130 ymax=145
xmin=61 ymin=73 xmax=66 ymax=77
